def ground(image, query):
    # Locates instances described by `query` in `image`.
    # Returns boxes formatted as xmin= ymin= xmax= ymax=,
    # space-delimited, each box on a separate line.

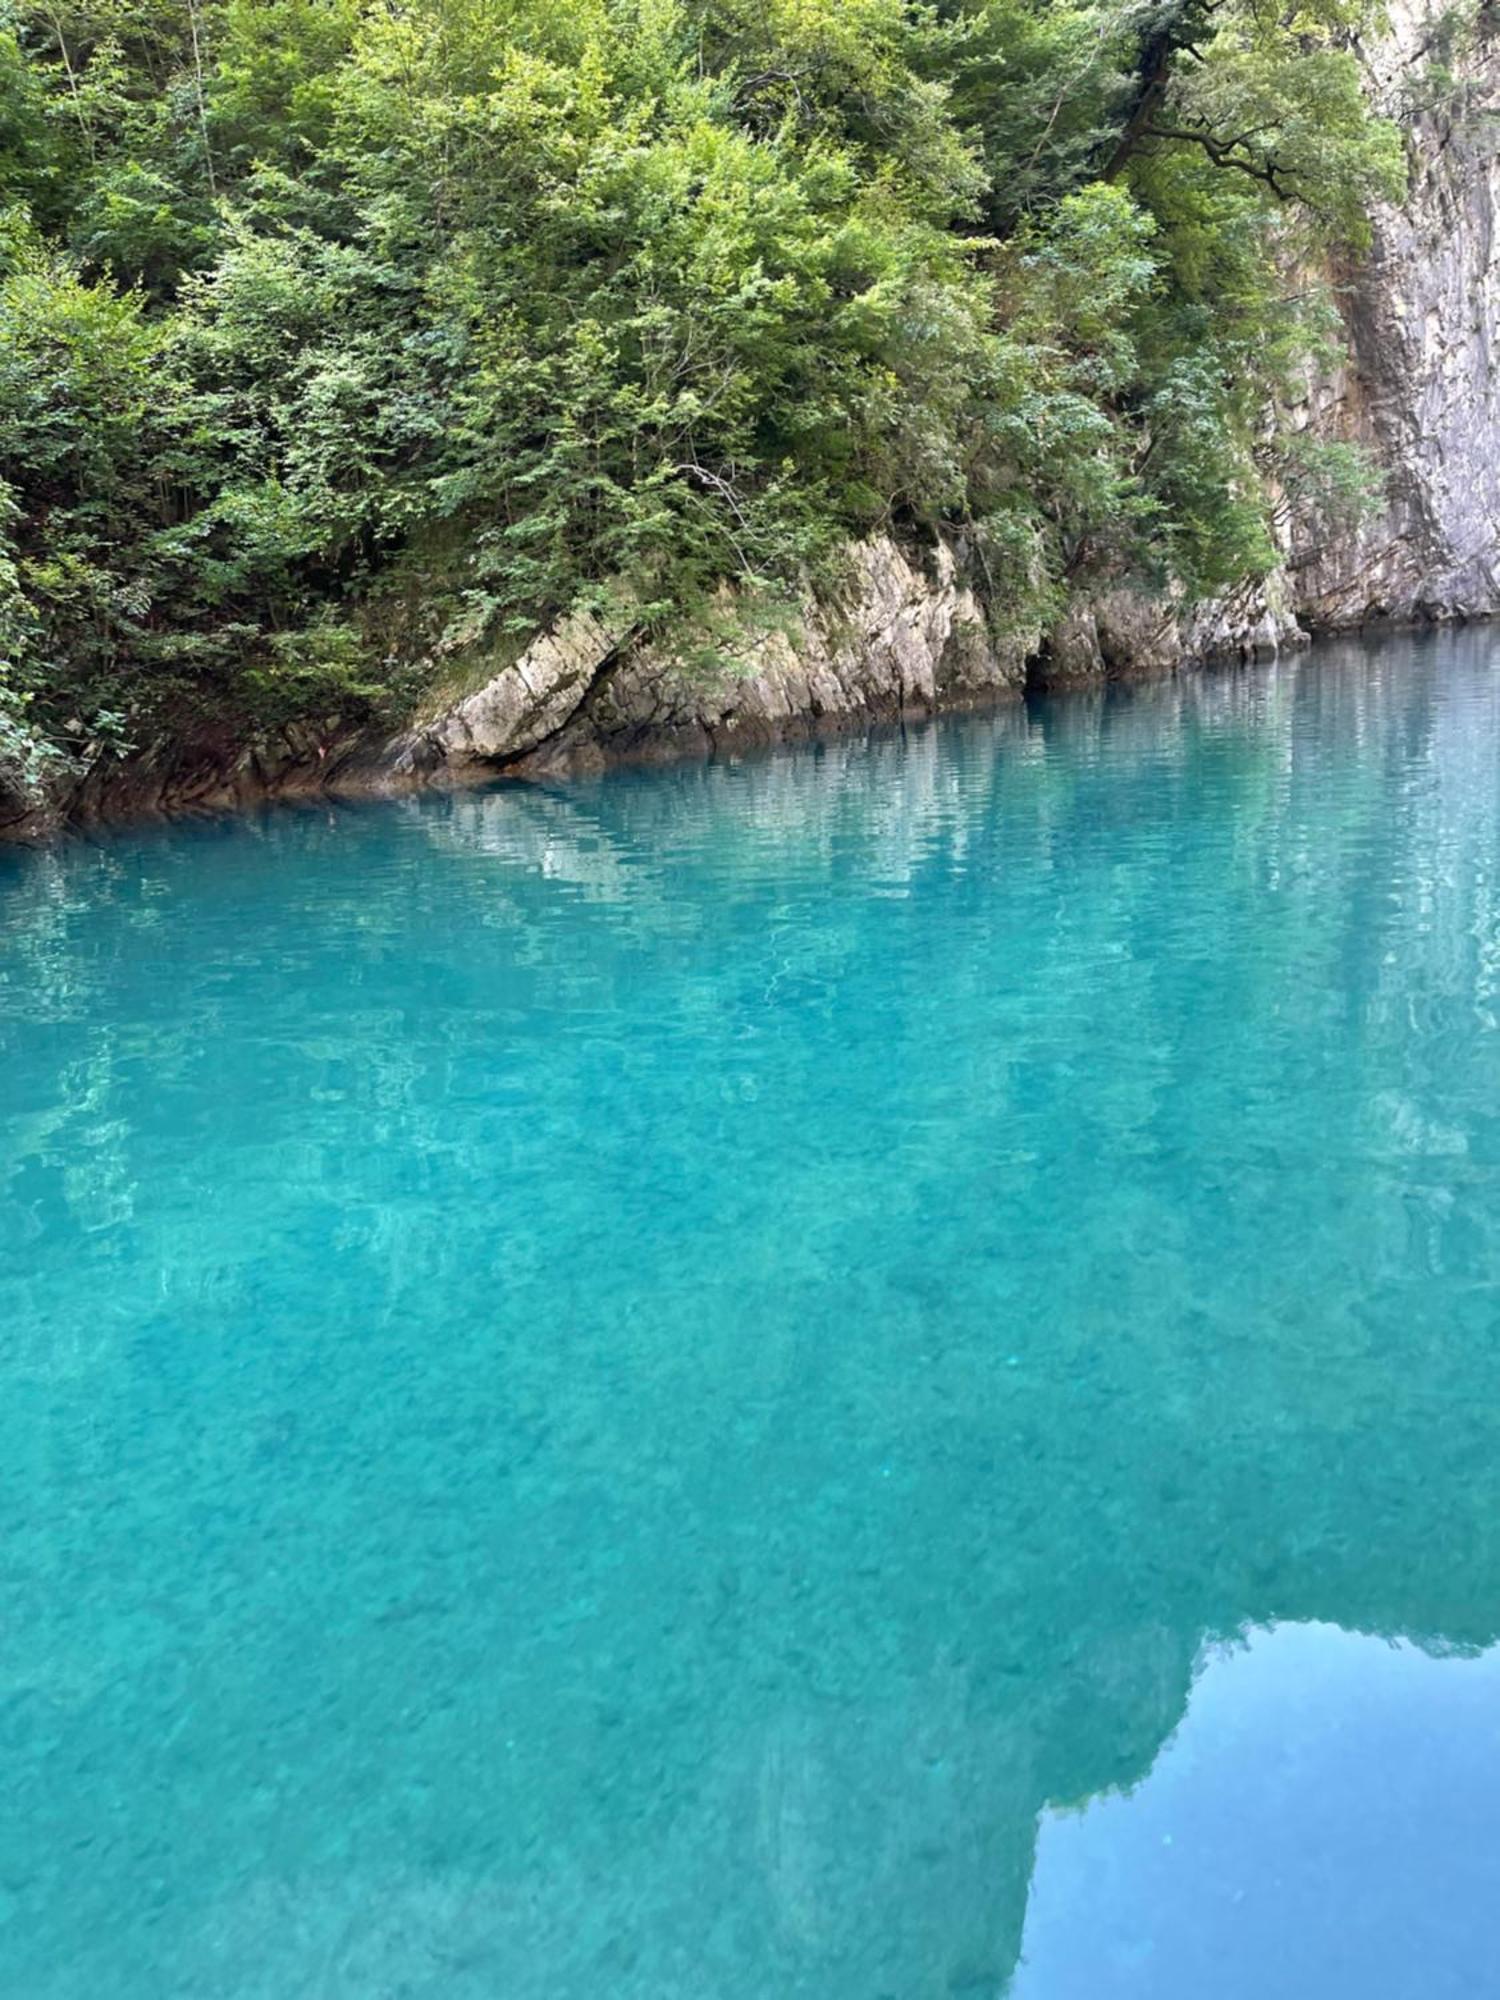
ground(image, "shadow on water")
xmin=3 ymin=627 xmax=1500 ymax=1994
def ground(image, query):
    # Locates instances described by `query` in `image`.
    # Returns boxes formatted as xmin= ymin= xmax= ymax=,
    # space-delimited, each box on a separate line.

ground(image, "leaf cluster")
xmin=0 ymin=0 xmax=1404 ymax=795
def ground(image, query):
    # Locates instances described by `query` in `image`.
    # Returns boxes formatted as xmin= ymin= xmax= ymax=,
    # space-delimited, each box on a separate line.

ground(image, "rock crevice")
xmin=393 ymin=539 xmax=1032 ymax=783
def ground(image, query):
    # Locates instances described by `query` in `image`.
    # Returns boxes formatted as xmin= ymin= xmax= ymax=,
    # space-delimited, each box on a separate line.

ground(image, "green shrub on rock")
xmin=0 ymin=0 xmax=1403 ymax=801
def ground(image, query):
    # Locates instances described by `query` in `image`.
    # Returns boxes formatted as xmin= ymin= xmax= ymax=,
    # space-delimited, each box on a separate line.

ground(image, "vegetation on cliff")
xmin=0 ymin=0 xmax=1402 ymax=800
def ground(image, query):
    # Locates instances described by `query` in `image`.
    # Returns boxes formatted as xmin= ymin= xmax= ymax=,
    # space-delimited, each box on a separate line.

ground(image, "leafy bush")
xmin=0 ymin=0 xmax=1403 ymax=794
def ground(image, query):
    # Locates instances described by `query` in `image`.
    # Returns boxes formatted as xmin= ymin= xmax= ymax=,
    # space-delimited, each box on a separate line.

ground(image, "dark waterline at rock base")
xmin=5 ymin=613 xmax=1487 ymax=846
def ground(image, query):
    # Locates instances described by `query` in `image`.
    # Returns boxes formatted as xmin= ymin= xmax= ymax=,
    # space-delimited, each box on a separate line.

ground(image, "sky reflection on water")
xmin=1017 ymin=1623 xmax=1500 ymax=1998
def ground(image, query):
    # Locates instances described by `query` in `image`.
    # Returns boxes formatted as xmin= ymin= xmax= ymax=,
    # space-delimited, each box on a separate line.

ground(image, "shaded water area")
xmin=5 ymin=629 xmax=1500 ymax=1995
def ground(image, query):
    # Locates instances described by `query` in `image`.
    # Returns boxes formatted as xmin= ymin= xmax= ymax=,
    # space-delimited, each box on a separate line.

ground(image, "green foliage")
xmin=1400 ymin=0 xmax=1499 ymax=122
xmin=1277 ymin=430 xmax=1388 ymax=530
xmin=0 ymin=483 xmax=60 ymax=796
xmin=1150 ymin=9 xmax=1405 ymax=245
xmin=0 ymin=0 xmax=1405 ymax=799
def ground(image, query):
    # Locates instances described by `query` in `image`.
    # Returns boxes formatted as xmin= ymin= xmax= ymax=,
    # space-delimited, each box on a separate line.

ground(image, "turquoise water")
xmin=5 ymin=630 xmax=1500 ymax=1995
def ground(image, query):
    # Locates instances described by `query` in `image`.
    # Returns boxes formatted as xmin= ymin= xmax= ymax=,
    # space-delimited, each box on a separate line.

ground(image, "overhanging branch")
xmin=1141 ymin=121 xmax=1299 ymax=200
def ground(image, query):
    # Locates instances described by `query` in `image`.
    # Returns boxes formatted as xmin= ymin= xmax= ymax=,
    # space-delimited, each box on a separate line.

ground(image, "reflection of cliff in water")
xmin=4 ymin=630 xmax=1500 ymax=1996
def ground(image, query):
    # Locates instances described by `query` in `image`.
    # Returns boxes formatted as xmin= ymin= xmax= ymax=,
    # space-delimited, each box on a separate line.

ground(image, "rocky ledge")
xmin=379 ymin=535 xmax=1308 ymax=789
xmin=0 ymin=530 xmax=1383 ymax=837
xmin=390 ymin=539 xmax=1027 ymax=785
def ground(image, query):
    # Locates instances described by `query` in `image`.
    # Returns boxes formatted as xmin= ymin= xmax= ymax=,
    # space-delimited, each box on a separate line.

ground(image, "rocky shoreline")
xmin=2 ymin=533 xmax=1307 ymax=840
xmin=8 ymin=575 xmax=1482 ymax=844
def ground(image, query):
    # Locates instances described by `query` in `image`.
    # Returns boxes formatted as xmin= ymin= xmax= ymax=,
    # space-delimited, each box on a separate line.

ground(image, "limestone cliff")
xmin=1287 ymin=0 xmax=1500 ymax=625
xmin=1033 ymin=3 xmax=1500 ymax=685
xmin=391 ymin=539 xmax=1027 ymax=785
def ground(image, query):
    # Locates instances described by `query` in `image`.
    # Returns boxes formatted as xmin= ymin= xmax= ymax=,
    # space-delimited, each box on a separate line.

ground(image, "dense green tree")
xmin=0 ymin=0 xmax=1404 ymax=804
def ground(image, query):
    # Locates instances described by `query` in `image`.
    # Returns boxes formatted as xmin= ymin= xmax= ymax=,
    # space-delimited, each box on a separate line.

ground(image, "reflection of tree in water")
xmin=4 ymin=631 xmax=1500 ymax=1996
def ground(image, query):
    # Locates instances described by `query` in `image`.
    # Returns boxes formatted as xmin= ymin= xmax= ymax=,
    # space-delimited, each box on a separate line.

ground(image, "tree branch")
xmin=1141 ymin=122 xmax=1299 ymax=199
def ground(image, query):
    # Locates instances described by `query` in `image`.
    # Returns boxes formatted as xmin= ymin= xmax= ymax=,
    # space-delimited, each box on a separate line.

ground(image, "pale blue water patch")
xmin=4 ymin=628 xmax=1500 ymax=1994
xmin=1015 ymin=1624 xmax=1500 ymax=1999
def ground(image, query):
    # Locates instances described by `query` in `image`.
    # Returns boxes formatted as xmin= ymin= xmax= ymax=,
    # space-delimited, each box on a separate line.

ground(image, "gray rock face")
xmin=401 ymin=538 xmax=1030 ymax=778
xmin=565 ymin=538 xmax=1028 ymax=760
xmin=1038 ymin=582 xmax=1305 ymax=692
xmin=425 ymin=609 xmax=622 ymax=763
xmin=1288 ymin=1 xmax=1500 ymax=623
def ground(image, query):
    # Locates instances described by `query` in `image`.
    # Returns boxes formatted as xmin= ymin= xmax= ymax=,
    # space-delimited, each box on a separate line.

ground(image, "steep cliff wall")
xmin=1289 ymin=0 xmax=1500 ymax=623
xmin=1032 ymin=4 xmax=1500 ymax=684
